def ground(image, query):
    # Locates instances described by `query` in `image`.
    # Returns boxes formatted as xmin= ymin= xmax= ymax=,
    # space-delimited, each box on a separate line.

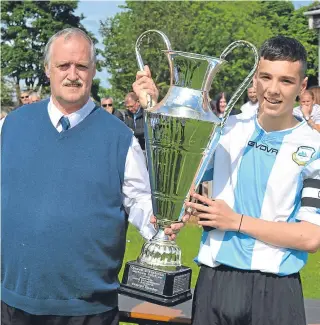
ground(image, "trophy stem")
xmin=137 ymin=227 xmax=182 ymax=270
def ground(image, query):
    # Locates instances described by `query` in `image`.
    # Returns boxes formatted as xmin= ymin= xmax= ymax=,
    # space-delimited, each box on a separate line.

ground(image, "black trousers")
xmin=1 ymin=301 xmax=119 ymax=325
xmin=192 ymin=265 xmax=306 ymax=325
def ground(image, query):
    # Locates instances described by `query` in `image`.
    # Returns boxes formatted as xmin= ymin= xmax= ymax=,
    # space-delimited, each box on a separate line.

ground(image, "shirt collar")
xmin=134 ymin=107 xmax=141 ymax=117
xmin=48 ymin=97 xmax=95 ymax=129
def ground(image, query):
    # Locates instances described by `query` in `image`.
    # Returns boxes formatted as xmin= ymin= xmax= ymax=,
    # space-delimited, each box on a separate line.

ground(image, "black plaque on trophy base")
xmin=119 ymin=261 xmax=192 ymax=306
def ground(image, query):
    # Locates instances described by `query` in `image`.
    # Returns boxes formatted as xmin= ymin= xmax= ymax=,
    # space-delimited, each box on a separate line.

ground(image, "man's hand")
xmin=185 ymin=192 xmax=241 ymax=231
xmin=132 ymin=65 xmax=159 ymax=109
xmin=150 ymin=215 xmax=190 ymax=240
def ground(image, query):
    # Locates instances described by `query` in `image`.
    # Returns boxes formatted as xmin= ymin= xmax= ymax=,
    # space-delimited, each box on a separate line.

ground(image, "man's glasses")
xmin=20 ymin=96 xmax=29 ymax=99
xmin=102 ymin=104 xmax=112 ymax=107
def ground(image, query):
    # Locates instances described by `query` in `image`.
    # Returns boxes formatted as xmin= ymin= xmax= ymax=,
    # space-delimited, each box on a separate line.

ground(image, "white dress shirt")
xmin=240 ymin=101 xmax=259 ymax=115
xmin=1 ymin=98 xmax=156 ymax=240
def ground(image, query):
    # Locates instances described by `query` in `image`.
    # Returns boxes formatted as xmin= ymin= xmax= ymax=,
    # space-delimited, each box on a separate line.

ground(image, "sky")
xmin=75 ymin=1 xmax=125 ymax=88
xmin=75 ymin=0 xmax=314 ymax=89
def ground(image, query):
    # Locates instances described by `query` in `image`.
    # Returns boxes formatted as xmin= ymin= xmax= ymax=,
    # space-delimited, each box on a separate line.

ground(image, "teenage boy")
xmin=133 ymin=36 xmax=320 ymax=325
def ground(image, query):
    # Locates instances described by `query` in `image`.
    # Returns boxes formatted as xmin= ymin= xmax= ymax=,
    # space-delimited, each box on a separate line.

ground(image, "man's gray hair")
xmin=44 ymin=28 xmax=96 ymax=67
xmin=29 ymin=91 xmax=40 ymax=98
xmin=101 ymin=96 xmax=113 ymax=102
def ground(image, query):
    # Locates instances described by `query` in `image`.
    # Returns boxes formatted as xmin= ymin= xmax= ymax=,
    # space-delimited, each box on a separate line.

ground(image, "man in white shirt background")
xmin=240 ymin=84 xmax=259 ymax=115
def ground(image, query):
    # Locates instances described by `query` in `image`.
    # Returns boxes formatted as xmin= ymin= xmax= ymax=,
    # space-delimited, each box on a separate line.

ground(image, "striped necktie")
xmin=60 ymin=116 xmax=70 ymax=131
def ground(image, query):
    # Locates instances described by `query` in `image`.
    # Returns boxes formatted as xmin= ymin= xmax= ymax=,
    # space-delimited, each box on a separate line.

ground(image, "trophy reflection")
xmin=120 ymin=30 xmax=258 ymax=306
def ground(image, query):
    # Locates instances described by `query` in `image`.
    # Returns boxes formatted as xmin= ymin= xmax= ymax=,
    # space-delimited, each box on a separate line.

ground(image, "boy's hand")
xmin=185 ymin=192 xmax=241 ymax=231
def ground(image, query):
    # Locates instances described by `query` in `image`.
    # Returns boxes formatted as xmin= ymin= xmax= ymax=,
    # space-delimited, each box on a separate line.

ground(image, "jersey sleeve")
xmin=296 ymin=151 xmax=320 ymax=226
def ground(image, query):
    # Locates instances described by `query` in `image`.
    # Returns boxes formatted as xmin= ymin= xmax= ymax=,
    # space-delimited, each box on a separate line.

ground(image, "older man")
xmin=124 ymin=92 xmax=145 ymax=150
xmin=101 ymin=96 xmax=114 ymax=114
xmin=240 ymin=85 xmax=259 ymax=115
xmin=101 ymin=96 xmax=124 ymax=121
xmin=28 ymin=91 xmax=41 ymax=103
xmin=19 ymin=90 xmax=30 ymax=105
xmin=1 ymin=28 xmax=182 ymax=325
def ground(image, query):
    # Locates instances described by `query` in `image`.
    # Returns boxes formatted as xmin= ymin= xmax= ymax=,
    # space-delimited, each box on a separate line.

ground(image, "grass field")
xmin=120 ymin=224 xmax=320 ymax=299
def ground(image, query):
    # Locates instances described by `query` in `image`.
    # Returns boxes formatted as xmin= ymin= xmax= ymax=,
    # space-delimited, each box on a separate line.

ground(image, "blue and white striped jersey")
xmin=197 ymin=111 xmax=320 ymax=275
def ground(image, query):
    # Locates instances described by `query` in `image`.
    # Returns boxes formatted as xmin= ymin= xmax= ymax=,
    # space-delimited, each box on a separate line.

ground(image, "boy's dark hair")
xmin=259 ymin=36 xmax=307 ymax=77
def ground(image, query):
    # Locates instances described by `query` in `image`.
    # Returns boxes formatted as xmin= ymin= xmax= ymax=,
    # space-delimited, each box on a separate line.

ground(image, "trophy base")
xmin=120 ymin=261 xmax=192 ymax=306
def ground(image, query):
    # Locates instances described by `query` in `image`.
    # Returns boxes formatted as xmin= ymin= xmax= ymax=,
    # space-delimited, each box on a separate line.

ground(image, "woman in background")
xmin=293 ymin=89 xmax=320 ymax=132
xmin=215 ymin=92 xmax=228 ymax=118
xmin=310 ymin=86 xmax=320 ymax=105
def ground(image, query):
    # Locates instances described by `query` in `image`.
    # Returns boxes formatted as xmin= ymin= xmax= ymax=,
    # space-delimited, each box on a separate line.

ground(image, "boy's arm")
xmin=240 ymin=217 xmax=320 ymax=253
xmin=186 ymin=155 xmax=320 ymax=253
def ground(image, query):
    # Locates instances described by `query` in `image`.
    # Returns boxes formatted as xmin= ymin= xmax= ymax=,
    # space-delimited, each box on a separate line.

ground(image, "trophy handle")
xmin=135 ymin=30 xmax=172 ymax=109
xmin=180 ymin=41 xmax=259 ymax=220
xmin=219 ymin=41 xmax=259 ymax=127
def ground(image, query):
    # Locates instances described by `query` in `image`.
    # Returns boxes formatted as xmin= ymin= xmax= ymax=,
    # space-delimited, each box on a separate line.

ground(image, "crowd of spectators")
xmin=4 ymin=82 xmax=320 ymax=136
xmin=207 ymin=84 xmax=320 ymax=133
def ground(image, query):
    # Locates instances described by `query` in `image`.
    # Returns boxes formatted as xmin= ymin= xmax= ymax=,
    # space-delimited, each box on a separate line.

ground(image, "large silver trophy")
xmin=120 ymin=30 xmax=258 ymax=305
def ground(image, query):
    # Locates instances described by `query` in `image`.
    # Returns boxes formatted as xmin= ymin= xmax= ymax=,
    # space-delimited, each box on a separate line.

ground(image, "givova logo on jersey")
xmin=247 ymin=141 xmax=278 ymax=155
xmin=292 ymin=146 xmax=315 ymax=166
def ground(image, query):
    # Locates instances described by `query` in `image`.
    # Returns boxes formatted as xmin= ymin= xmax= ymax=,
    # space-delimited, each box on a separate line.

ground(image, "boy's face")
xmin=254 ymin=58 xmax=307 ymax=118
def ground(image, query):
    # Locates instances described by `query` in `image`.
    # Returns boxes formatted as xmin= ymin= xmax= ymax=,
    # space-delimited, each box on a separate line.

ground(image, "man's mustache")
xmin=63 ymin=81 xmax=83 ymax=87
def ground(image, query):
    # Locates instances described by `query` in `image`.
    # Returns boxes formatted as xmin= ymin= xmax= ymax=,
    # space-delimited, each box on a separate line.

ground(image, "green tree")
xmin=185 ymin=1 xmax=273 ymax=99
xmin=1 ymin=1 xmax=95 ymax=102
xmin=100 ymin=1 xmax=197 ymax=102
xmin=1 ymin=75 xmax=14 ymax=108
xmin=284 ymin=3 xmax=319 ymax=85
xmin=260 ymin=1 xmax=295 ymax=34
xmin=91 ymin=78 xmax=102 ymax=103
xmin=261 ymin=1 xmax=319 ymax=84
xmin=100 ymin=1 xmax=273 ymax=103
xmin=100 ymin=1 xmax=319 ymax=103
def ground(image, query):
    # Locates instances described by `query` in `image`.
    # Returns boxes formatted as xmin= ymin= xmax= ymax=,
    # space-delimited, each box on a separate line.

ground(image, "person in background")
xmin=29 ymin=92 xmax=41 ymax=103
xmin=101 ymin=96 xmax=114 ymax=114
xmin=310 ymin=86 xmax=320 ymax=105
xmin=124 ymin=92 xmax=145 ymax=150
xmin=211 ymin=92 xmax=229 ymax=118
xmin=213 ymin=92 xmax=238 ymax=117
xmin=215 ymin=92 xmax=228 ymax=118
xmin=240 ymin=85 xmax=259 ymax=115
xmin=293 ymin=89 xmax=320 ymax=132
xmin=19 ymin=90 xmax=30 ymax=105
xmin=1 ymin=28 xmax=184 ymax=325
xmin=101 ymin=96 xmax=124 ymax=121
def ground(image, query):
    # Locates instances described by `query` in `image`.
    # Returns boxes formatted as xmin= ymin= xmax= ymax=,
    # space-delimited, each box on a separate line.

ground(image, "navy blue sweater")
xmin=1 ymin=100 xmax=133 ymax=315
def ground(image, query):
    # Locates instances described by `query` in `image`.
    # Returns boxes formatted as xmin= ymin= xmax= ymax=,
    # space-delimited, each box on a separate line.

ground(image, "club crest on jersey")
xmin=292 ymin=146 xmax=315 ymax=166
